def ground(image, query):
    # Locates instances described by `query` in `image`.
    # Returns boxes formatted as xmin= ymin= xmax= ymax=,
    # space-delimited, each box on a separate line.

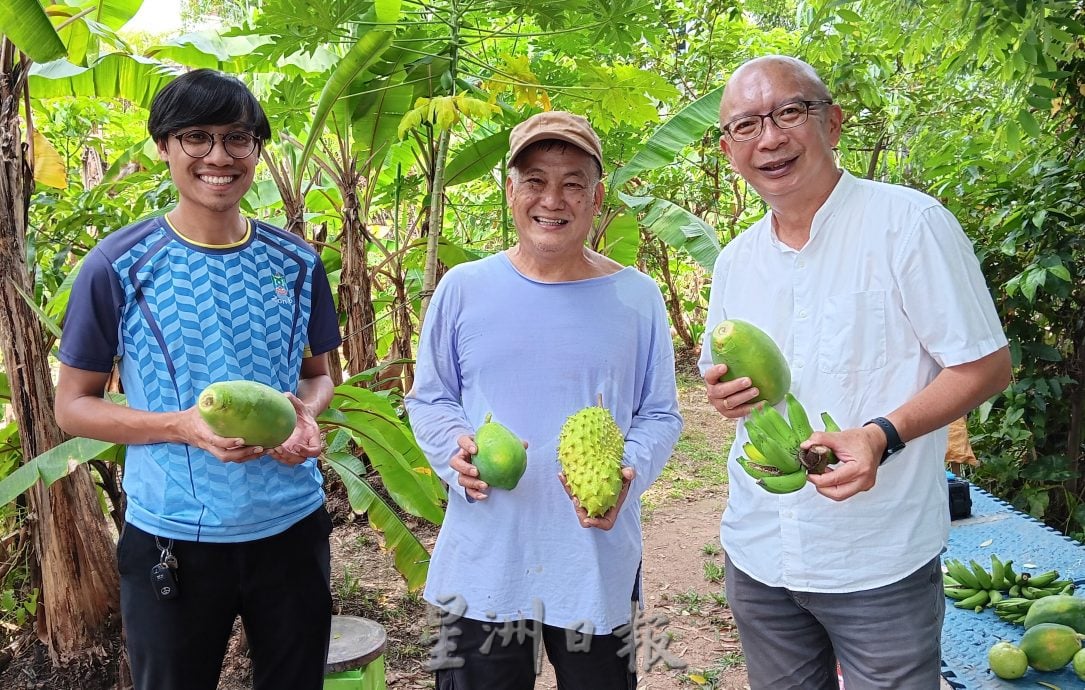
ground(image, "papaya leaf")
xmin=324 ymin=451 xmax=430 ymax=591
xmin=0 ymin=437 xmax=117 ymax=507
xmin=0 ymin=0 xmax=66 ymax=64
xmin=373 ymin=0 xmax=402 ymax=24
xmin=610 ymin=86 xmax=723 ymax=188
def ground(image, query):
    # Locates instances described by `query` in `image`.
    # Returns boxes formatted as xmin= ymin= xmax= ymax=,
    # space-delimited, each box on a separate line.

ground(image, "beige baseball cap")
xmin=507 ymin=111 xmax=603 ymax=172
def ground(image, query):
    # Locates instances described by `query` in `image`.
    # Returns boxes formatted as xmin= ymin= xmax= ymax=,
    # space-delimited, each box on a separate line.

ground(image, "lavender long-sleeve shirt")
xmin=405 ymin=252 xmax=682 ymax=633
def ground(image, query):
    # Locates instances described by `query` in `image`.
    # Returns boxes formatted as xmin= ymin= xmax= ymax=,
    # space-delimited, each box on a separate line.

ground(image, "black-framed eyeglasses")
xmin=171 ymin=130 xmax=259 ymax=159
xmin=722 ymin=100 xmax=834 ymax=142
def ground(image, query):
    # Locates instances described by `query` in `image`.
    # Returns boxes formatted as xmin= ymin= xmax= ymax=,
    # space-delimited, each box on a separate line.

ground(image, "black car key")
xmin=151 ymin=537 xmax=180 ymax=600
xmin=151 ymin=561 xmax=180 ymax=600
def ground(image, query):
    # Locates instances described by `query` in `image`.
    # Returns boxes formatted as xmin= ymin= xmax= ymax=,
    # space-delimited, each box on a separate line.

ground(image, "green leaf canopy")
xmin=0 ymin=0 xmax=66 ymax=63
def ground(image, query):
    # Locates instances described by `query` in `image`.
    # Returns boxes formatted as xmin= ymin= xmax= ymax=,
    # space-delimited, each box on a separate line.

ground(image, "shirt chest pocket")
xmin=817 ymin=290 xmax=888 ymax=373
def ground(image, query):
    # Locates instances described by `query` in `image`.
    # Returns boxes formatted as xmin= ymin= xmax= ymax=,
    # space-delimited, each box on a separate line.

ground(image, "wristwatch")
xmin=864 ymin=417 xmax=905 ymax=465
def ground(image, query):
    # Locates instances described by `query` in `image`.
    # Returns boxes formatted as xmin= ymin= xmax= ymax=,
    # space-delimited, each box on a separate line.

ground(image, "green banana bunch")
xmin=993 ymin=597 xmax=1034 ymax=624
xmin=943 ymin=556 xmax=1075 ymax=618
xmin=735 ymin=394 xmax=840 ymax=494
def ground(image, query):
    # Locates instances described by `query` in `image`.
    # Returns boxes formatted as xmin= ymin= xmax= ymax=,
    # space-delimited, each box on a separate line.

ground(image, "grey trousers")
xmin=725 ymin=554 xmax=944 ymax=690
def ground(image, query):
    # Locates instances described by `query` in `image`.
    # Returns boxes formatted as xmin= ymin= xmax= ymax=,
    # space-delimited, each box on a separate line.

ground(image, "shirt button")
xmin=794 ymin=360 xmax=804 ymax=369
xmin=797 ymin=260 xmax=806 ymax=269
xmin=782 ymin=511 xmax=793 ymax=519
xmin=798 ymin=310 xmax=808 ymax=319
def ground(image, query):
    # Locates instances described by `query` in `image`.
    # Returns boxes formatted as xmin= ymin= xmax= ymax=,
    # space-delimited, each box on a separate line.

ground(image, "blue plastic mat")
xmin=940 ymin=480 xmax=1085 ymax=689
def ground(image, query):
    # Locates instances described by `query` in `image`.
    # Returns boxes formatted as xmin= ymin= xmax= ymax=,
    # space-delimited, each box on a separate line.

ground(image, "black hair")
xmin=148 ymin=69 xmax=272 ymax=145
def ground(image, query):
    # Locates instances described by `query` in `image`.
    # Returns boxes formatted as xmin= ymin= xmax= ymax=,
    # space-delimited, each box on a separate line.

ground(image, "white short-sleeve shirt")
xmin=699 ymin=171 xmax=1007 ymax=592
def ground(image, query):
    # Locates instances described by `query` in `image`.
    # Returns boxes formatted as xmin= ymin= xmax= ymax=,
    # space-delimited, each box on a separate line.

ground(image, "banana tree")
xmin=0 ymin=0 xmax=148 ymax=665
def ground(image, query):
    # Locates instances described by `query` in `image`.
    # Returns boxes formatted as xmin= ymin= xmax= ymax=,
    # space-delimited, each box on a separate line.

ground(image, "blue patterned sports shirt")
xmin=60 ymin=216 xmax=341 ymax=542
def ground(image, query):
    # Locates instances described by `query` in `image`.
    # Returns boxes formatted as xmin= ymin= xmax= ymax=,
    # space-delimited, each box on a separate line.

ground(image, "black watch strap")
xmin=864 ymin=417 xmax=905 ymax=465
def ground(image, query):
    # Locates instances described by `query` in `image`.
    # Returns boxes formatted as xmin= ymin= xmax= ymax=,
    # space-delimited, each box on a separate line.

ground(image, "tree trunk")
xmin=1 ymin=62 xmax=119 ymax=665
xmin=418 ymin=126 xmax=451 ymax=326
xmin=654 ymin=240 xmax=693 ymax=348
xmin=392 ymin=274 xmax=414 ymax=391
xmin=339 ymin=178 xmax=377 ymax=376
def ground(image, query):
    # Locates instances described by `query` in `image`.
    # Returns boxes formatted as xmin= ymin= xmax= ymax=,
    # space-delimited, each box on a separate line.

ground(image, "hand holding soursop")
xmin=557 ymin=397 xmax=625 ymax=517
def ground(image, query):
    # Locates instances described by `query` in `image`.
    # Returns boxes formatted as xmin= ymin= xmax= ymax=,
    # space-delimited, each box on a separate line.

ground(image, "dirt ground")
xmin=0 ymin=351 xmax=750 ymax=690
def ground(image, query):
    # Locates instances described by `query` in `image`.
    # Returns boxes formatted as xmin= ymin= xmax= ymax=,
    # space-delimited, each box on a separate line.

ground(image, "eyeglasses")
xmin=722 ymin=100 xmax=833 ymax=142
xmin=172 ymin=130 xmax=259 ymax=159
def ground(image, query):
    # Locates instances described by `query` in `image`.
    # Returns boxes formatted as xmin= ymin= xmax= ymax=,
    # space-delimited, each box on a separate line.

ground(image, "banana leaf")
xmin=444 ymin=129 xmax=512 ymax=187
xmin=330 ymin=386 xmax=444 ymax=502
xmin=0 ymin=0 xmax=66 ymax=63
xmin=296 ymin=28 xmax=395 ymax=179
xmin=95 ymin=0 xmax=144 ymax=31
xmin=324 ymin=450 xmax=430 ymax=591
xmin=620 ymin=192 xmax=721 ymax=269
xmin=30 ymin=52 xmax=181 ymax=110
xmin=610 ymin=86 xmax=723 ymax=188
xmin=598 ymin=211 xmax=640 ymax=267
xmin=146 ymin=32 xmax=271 ymax=73
xmin=0 ymin=437 xmax=117 ymax=507
xmin=351 ymin=75 xmax=415 ymax=181
xmin=320 ymin=406 xmax=445 ymax=524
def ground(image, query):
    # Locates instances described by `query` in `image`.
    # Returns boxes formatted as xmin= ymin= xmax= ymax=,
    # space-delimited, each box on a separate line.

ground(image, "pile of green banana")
xmin=736 ymin=393 xmax=840 ymax=494
xmin=944 ymin=554 xmax=1074 ymax=619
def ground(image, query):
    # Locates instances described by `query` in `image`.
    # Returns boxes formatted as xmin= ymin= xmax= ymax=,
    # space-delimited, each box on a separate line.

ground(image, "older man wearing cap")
xmin=405 ymin=111 xmax=682 ymax=689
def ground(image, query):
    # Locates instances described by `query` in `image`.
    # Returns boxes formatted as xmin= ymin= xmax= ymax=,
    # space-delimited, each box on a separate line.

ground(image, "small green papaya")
xmin=709 ymin=319 xmax=790 ymax=405
xmin=198 ymin=380 xmax=297 ymax=448
xmin=473 ymin=414 xmax=527 ymax=490
xmin=1023 ymin=594 xmax=1085 ymax=633
xmin=1019 ymin=622 xmax=1084 ymax=671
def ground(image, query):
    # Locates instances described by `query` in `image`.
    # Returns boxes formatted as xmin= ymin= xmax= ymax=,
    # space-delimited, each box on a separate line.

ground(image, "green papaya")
xmin=1019 ymin=622 xmax=1085 ymax=671
xmin=709 ymin=319 xmax=791 ymax=405
xmin=1024 ymin=594 xmax=1085 ymax=634
xmin=198 ymin=380 xmax=297 ymax=448
xmin=473 ymin=413 xmax=527 ymax=490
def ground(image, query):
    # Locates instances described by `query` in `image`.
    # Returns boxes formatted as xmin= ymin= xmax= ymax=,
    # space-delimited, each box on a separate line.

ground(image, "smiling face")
xmin=158 ymin=122 xmax=258 ymax=225
xmin=719 ymin=57 xmax=842 ymax=214
xmin=506 ymin=141 xmax=604 ymax=264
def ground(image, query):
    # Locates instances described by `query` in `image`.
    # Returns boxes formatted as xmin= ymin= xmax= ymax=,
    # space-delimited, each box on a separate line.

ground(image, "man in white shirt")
xmin=699 ymin=55 xmax=1011 ymax=689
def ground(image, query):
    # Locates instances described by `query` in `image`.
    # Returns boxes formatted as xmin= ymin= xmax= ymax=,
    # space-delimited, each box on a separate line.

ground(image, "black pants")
xmin=118 ymin=507 xmax=333 ymax=690
xmin=434 ymin=614 xmax=638 ymax=690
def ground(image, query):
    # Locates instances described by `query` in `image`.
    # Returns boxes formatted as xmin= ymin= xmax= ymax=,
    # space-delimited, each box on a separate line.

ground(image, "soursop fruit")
xmin=557 ymin=402 xmax=625 ymax=517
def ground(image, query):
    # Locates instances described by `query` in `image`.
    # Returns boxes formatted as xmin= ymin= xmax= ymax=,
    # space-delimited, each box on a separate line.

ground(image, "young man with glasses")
xmin=699 ymin=55 xmax=1011 ymax=688
xmin=54 ymin=69 xmax=341 ymax=690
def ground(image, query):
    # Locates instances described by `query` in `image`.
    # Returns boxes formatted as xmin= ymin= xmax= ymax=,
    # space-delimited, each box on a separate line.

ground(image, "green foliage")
xmin=319 ymin=381 xmax=446 ymax=589
xmin=956 ymin=155 xmax=1085 ymax=535
xmin=0 ymin=0 xmax=66 ymax=63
